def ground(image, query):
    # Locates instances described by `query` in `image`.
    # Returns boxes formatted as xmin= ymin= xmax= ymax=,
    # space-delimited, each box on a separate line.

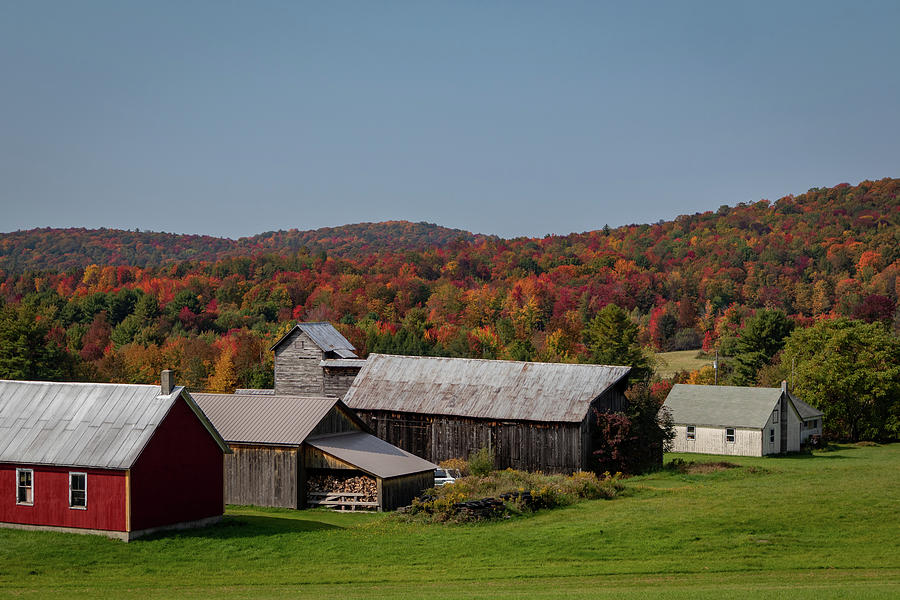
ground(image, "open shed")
xmin=193 ymin=392 xmax=435 ymax=511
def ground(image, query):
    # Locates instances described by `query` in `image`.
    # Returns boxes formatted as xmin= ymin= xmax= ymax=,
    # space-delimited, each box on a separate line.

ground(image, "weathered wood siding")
xmin=274 ymin=330 xmax=325 ymax=395
xmin=580 ymin=381 xmax=630 ymax=467
xmin=671 ymin=425 xmax=763 ymax=457
xmin=309 ymin=405 xmax=363 ymax=437
xmin=379 ymin=471 xmax=434 ymax=511
xmin=224 ymin=444 xmax=300 ymax=508
xmin=323 ymin=367 xmax=362 ymax=398
xmin=800 ymin=419 xmax=822 ymax=443
xmin=302 ymin=446 xmax=357 ymax=471
xmin=356 ymin=410 xmax=585 ymax=473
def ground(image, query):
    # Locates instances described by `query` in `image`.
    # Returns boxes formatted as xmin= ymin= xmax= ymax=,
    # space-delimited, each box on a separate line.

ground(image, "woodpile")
xmin=452 ymin=497 xmax=505 ymax=519
xmin=308 ymin=474 xmax=376 ymax=502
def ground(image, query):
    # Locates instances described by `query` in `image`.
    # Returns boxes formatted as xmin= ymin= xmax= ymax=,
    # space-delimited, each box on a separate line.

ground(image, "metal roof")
xmin=233 ymin=388 xmax=275 ymax=395
xmin=270 ymin=322 xmax=357 ymax=357
xmin=0 ymin=380 xmax=228 ymax=469
xmin=663 ymin=384 xmax=791 ymax=429
xmin=342 ymin=354 xmax=631 ymax=423
xmin=789 ymin=393 xmax=824 ymax=420
xmin=193 ymin=393 xmax=343 ymax=446
xmin=320 ymin=359 xmax=368 ymax=369
xmin=306 ymin=431 xmax=437 ymax=479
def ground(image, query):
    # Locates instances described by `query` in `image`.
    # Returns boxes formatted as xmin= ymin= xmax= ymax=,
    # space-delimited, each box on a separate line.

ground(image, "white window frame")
xmin=725 ymin=428 xmax=736 ymax=443
xmin=686 ymin=425 xmax=696 ymax=440
xmin=772 ymin=410 xmax=779 ymax=424
xmin=69 ymin=472 xmax=87 ymax=510
xmin=16 ymin=468 xmax=34 ymax=506
xmin=769 ymin=428 xmax=775 ymax=444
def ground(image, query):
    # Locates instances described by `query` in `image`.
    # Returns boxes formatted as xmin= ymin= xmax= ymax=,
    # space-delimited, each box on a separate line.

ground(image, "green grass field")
xmin=654 ymin=349 xmax=714 ymax=378
xmin=2 ymin=444 xmax=898 ymax=599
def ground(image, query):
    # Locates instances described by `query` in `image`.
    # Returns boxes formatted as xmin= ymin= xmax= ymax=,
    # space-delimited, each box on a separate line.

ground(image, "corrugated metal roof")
xmin=192 ymin=393 xmax=340 ymax=446
xmin=342 ymin=354 xmax=631 ymax=423
xmin=0 ymin=380 xmax=226 ymax=469
xmin=663 ymin=384 xmax=783 ymax=429
xmin=320 ymin=359 xmax=368 ymax=369
xmin=789 ymin=393 xmax=824 ymax=420
xmin=306 ymin=431 xmax=437 ymax=479
xmin=234 ymin=388 xmax=275 ymax=395
xmin=270 ymin=322 xmax=357 ymax=357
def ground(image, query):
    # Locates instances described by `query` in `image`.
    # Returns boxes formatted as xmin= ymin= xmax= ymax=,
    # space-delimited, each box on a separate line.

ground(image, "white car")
xmin=434 ymin=468 xmax=462 ymax=487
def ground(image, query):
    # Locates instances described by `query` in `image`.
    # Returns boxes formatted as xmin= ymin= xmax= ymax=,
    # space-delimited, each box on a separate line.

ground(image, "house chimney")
xmin=161 ymin=370 xmax=175 ymax=395
xmin=781 ymin=380 xmax=788 ymax=394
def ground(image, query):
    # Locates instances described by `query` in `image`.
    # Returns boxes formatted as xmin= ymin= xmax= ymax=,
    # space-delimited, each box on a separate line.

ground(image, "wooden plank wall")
xmin=274 ymin=331 xmax=325 ymax=395
xmin=302 ymin=446 xmax=357 ymax=471
xmin=356 ymin=411 xmax=584 ymax=473
xmin=323 ymin=368 xmax=361 ymax=398
xmin=225 ymin=445 xmax=300 ymax=508
xmin=379 ymin=471 xmax=435 ymax=511
xmin=309 ymin=406 xmax=362 ymax=437
xmin=581 ymin=381 xmax=630 ymax=469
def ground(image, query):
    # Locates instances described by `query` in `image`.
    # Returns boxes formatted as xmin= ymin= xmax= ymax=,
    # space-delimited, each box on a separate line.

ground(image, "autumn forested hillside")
xmin=1 ymin=179 xmax=898 ymax=404
xmin=0 ymin=221 xmax=485 ymax=271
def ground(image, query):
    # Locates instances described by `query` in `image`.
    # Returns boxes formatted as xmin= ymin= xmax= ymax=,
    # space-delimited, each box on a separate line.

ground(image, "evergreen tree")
xmin=584 ymin=304 xmax=651 ymax=380
xmin=730 ymin=310 xmax=794 ymax=386
xmin=0 ymin=304 xmax=74 ymax=380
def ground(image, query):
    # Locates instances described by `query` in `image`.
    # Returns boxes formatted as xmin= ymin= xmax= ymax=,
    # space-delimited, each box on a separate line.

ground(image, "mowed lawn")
xmin=1 ymin=444 xmax=898 ymax=599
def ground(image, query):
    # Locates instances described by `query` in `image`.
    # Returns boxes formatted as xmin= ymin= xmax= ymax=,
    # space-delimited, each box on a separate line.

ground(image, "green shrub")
xmin=400 ymin=469 xmax=624 ymax=523
xmin=468 ymin=446 xmax=494 ymax=476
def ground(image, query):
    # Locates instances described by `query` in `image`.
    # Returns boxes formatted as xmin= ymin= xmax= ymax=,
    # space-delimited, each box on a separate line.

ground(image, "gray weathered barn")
xmin=341 ymin=354 xmax=632 ymax=473
xmin=271 ymin=322 xmax=366 ymax=398
xmin=663 ymin=382 xmax=824 ymax=457
xmin=193 ymin=392 xmax=435 ymax=511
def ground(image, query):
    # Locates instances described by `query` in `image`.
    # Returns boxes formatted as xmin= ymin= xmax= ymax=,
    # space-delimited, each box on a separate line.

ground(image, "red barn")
xmin=0 ymin=372 xmax=230 ymax=541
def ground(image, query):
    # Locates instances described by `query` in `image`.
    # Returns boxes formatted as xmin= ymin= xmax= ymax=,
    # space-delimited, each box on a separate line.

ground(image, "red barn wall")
xmin=129 ymin=396 xmax=224 ymax=531
xmin=0 ymin=464 xmax=126 ymax=531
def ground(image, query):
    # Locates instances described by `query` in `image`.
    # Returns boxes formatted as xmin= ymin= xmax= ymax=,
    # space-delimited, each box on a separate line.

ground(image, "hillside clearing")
xmin=654 ymin=349 xmax=714 ymax=378
xmin=1 ymin=444 xmax=898 ymax=599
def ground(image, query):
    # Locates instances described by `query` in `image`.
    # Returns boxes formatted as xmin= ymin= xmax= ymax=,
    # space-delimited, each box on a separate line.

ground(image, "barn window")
xmin=69 ymin=473 xmax=87 ymax=509
xmin=725 ymin=428 xmax=735 ymax=443
xmin=769 ymin=428 xmax=775 ymax=444
xmin=686 ymin=426 xmax=696 ymax=440
xmin=772 ymin=410 xmax=779 ymax=424
xmin=16 ymin=469 xmax=33 ymax=505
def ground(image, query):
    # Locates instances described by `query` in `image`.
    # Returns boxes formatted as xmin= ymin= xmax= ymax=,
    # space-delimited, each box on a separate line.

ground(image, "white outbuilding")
xmin=662 ymin=382 xmax=823 ymax=457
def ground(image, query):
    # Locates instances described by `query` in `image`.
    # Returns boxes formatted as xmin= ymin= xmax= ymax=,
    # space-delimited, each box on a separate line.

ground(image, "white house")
xmin=662 ymin=382 xmax=823 ymax=457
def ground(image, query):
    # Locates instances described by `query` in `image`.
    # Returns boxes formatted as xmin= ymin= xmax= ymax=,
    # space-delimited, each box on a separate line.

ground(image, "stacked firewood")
xmin=308 ymin=474 xmax=376 ymax=502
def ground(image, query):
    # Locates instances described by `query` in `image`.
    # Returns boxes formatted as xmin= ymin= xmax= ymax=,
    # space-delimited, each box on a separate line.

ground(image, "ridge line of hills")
xmin=1 ymin=178 xmax=895 ymax=274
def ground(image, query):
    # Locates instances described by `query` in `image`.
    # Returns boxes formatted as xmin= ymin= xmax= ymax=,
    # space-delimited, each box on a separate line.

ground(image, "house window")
xmin=725 ymin=428 xmax=735 ymax=443
xmin=16 ymin=469 xmax=33 ymax=505
xmin=686 ymin=425 xmax=696 ymax=440
xmin=772 ymin=410 xmax=779 ymax=424
xmin=769 ymin=428 xmax=775 ymax=444
xmin=69 ymin=472 xmax=87 ymax=509
xmin=812 ymin=419 xmax=818 ymax=429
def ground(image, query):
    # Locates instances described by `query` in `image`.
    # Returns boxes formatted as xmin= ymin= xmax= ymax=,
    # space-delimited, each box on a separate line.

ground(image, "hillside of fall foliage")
xmin=0 ymin=221 xmax=485 ymax=272
xmin=0 ymin=178 xmax=897 ymax=393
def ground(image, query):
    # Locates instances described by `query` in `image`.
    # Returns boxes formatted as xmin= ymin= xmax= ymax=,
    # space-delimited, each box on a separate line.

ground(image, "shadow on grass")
xmin=135 ymin=514 xmax=342 ymax=542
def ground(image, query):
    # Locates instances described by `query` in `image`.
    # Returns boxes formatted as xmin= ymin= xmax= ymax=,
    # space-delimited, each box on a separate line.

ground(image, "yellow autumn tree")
xmin=207 ymin=345 xmax=238 ymax=393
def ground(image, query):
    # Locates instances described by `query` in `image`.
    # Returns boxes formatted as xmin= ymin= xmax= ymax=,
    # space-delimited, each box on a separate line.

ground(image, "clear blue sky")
xmin=1 ymin=1 xmax=898 ymax=239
